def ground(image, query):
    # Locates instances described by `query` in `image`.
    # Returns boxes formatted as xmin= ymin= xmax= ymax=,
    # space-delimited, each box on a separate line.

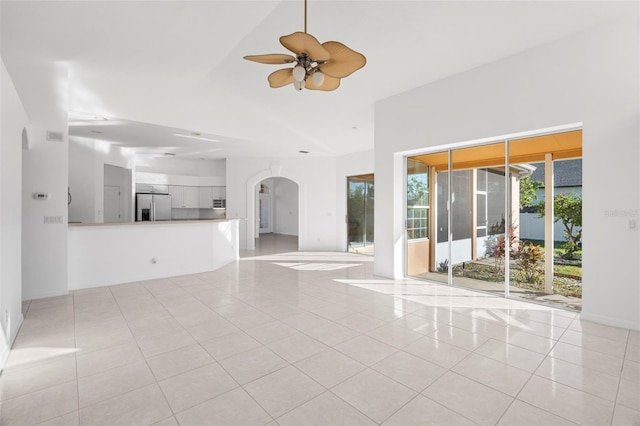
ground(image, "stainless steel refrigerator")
xmin=136 ymin=193 xmax=172 ymax=221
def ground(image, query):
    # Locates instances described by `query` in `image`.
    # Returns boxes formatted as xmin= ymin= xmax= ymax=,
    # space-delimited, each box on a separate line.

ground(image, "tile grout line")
xmin=492 ymin=332 xmax=577 ymax=426
xmin=608 ymin=330 xmax=632 ymax=425
xmin=108 ymin=282 xmax=180 ymax=420
xmin=73 ymin=290 xmax=80 ymax=422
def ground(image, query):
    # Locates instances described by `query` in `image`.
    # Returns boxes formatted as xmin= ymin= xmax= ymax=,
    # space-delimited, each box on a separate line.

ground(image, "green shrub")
xmin=514 ymin=242 xmax=544 ymax=285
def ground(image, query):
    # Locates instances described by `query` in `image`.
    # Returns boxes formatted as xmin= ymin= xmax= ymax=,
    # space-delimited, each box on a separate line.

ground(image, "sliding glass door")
xmin=347 ymin=175 xmax=374 ymax=254
xmin=405 ymin=130 xmax=582 ymax=310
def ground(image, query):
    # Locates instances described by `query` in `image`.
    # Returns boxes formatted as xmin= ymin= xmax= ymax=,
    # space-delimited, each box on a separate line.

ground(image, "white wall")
xmin=135 ymin=171 xmax=225 ymax=187
xmin=226 ymin=157 xmax=337 ymax=251
xmin=375 ymin=14 xmax=639 ymax=329
xmin=336 ymin=150 xmax=375 ymax=251
xmin=0 ymin=58 xmax=28 ymax=368
xmin=136 ymin=157 xmax=225 ymax=178
xmin=271 ymin=177 xmax=299 ymax=236
xmin=17 ymin=61 xmax=70 ymax=301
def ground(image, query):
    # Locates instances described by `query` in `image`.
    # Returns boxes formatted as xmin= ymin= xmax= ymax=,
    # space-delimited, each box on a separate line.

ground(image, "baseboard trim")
xmin=0 ymin=313 xmax=24 ymax=373
xmin=0 ymin=346 xmax=9 ymax=374
xmin=22 ymin=290 xmax=69 ymax=301
xmin=580 ymin=311 xmax=640 ymax=331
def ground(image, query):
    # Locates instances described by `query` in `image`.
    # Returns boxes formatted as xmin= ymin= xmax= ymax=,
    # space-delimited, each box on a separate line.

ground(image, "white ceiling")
xmin=1 ymin=1 xmax=632 ymax=160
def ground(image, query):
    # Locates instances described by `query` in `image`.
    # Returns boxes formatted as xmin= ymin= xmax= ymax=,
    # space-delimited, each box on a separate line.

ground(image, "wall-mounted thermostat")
xmin=33 ymin=192 xmax=50 ymax=200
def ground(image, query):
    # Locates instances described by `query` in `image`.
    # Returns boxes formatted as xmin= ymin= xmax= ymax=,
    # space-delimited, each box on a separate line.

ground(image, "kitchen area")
xmin=135 ymin=183 xmax=226 ymax=222
xmin=67 ymin=143 xmax=238 ymax=291
xmin=67 ymin=136 xmax=228 ymax=225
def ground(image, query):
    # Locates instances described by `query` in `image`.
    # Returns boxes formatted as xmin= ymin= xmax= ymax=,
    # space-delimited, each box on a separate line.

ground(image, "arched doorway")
xmin=245 ymin=168 xmax=304 ymax=251
xmin=256 ymin=178 xmax=299 ymax=235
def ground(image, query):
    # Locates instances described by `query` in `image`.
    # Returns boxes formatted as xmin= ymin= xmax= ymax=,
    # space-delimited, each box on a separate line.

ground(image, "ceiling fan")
xmin=244 ymin=0 xmax=366 ymax=91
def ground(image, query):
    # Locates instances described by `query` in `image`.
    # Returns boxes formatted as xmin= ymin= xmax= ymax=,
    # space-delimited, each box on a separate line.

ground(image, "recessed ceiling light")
xmin=173 ymin=133 xmax=220 ymax=142
xmin=299 ymin=150 xmax=309 ymax=154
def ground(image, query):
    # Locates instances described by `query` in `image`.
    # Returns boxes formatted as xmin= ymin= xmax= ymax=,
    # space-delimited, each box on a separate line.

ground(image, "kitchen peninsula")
xmin=68 ymin=219 xmax=239 ymax=290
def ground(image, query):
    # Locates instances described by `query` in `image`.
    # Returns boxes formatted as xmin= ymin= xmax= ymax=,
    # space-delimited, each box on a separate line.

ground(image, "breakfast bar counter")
xmin=68 ymin=219 xmax=240 ymax=290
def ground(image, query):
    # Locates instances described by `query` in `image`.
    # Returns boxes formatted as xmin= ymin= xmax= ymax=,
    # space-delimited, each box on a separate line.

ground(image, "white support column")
xmin=505 ymin=142 xmax=511 ymax=298
xmin=544 ymin=153 xmax=554 ymax=294
xmin=511 ymin=176 xmax=520 ymax=241
xmin=471 ymin=169 xmax=477 ymax=261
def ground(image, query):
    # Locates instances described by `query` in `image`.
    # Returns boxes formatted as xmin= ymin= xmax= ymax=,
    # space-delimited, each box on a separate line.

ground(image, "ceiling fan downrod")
xmin=304 ymin=0 xmax=307 ymax=33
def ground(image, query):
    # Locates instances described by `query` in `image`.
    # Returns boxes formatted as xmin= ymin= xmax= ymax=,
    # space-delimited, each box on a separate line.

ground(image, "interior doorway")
xmin=405 ymin=129 xmax=583 ymax=311
xmin=258 ymin=184 xmax=273 ymax=234
xmin=103 ymin=185 xmax=121 ymax=223
xmin=254 ymin=177 xmax=299 ymax=242
xmin=347 ymin=174 xmax=374 ymax=254
xmin=103 ymin=164 xmax=131 ymax=223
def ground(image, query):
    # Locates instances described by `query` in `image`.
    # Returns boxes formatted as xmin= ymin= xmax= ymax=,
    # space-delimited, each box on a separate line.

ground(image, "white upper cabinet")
xmin=198 ymin=187 xmax=214 ymax=208
xmin=169 ymin=185 xmax=198 ymax=208
xmin=170 ymin=185 xmax=223 ymax=209
xmin=212 ymin=186 xmax=226 ymax=200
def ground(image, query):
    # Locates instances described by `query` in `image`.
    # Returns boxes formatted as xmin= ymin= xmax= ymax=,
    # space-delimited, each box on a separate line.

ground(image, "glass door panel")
xmin=348 ymin=175 xmax=374 ymax=254
xmin=451 ymin=143 xmax=506 ymax=296
xmin=365 ymin=181 xmax=375 ymax=247
xmin=508 ymin=133 xmax=583 ymax=310
xmin=406 ymin=155 xmax=448 ymax=284
xmin=432 ymin=168 xmax=450 ymax=284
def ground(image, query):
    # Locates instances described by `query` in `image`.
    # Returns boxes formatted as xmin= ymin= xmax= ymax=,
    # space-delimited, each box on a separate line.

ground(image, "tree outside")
xmin=534 ymin=192 xmax=582 ymax=256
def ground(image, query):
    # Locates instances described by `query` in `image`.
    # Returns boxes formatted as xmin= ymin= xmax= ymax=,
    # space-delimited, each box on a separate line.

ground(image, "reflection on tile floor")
xmin=1 ymin=236 xmax=639 ymax=425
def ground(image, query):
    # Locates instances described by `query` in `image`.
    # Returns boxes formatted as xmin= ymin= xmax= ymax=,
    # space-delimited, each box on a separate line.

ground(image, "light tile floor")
xmin=1 ymin=235 xmax=639 ymax=425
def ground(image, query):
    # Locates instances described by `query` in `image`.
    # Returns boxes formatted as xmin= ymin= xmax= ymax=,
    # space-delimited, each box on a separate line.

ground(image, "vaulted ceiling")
xmin=1 ymin=1 xmax=631 ymax=160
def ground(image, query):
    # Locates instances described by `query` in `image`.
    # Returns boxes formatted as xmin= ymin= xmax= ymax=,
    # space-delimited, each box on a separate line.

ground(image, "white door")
xmin=104 ymin=185 xmax=121 ymax=223
xmin=259 ymin=193 xmax=272 ymax=233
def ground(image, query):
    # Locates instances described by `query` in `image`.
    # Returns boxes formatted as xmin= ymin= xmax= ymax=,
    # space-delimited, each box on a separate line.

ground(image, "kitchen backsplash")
xmin=171 ymin=208 xmax=225 ymax=220
xmin=171 ymin=208 xmax=199 ymax=220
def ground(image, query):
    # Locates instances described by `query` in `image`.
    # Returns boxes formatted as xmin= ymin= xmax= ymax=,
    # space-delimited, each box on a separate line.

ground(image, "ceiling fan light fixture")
xmin=311 ymin=70 xmax=324 ymax=87
xmin=293 ymin=65 xmax=306 ymax=82
xmin=293 ymin=80 xmax=305 ymax=91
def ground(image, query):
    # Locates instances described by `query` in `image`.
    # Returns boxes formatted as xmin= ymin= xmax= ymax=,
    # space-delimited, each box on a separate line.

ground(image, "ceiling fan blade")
xmin=305 ymin=74 xmax=340 ymax=91
xmin=268 ymin=68 xmax=294 ymax=88
xmin=319 ymin=41 xmax=366 ymax=78
xmin=280 ymin=32 xmax=330 ymax=61
xmin=243 ymin=54 xmax=296 ymax=64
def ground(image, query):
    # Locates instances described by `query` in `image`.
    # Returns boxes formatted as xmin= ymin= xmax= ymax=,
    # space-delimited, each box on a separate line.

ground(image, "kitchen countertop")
xmin=68 ymin=218 xmax=242 ymax=227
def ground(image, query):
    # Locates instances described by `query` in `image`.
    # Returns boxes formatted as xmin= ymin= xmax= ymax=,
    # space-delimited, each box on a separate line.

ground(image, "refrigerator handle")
xmin=152 ymin=201 xmax=156 ymax=221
